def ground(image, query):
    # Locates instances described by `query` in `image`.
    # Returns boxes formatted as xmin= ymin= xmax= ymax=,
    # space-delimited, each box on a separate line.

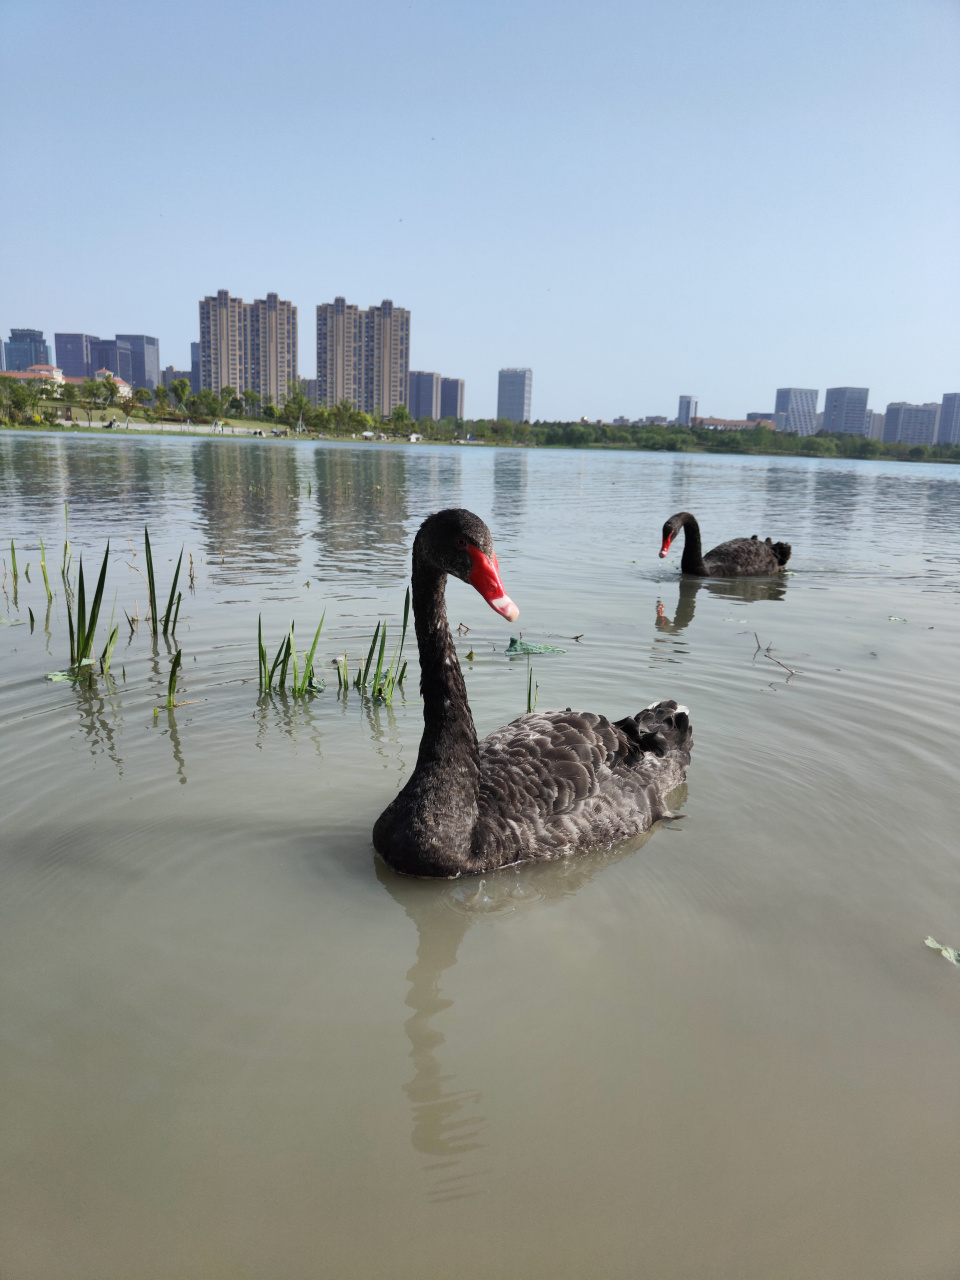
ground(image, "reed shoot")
xmin=66 ymin=543 xmax=110 ymax=670
xmin=144 ymin=527 xmax=159 ymax=637
xmin=526 ymin=665 xmax=539 ymax=714
xmin=162 ymin=549 xmax=183 ymax=635
xmin=39 ymin=537 xmax=52 ymax=600
xmin=9 ymin=541 xmax=17 ymax=583
xmin=166 ymin=649 xmax=183 ymax=707
xmin=258 ymin=614 xmax=325 ymax=696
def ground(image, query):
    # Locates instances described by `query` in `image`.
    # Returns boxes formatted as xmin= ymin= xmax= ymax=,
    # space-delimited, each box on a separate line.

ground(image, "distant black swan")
xmin=374 ymin=509 xmax=693 ymax=878
xmin=660 ymin=511 xmax=791 ymax=577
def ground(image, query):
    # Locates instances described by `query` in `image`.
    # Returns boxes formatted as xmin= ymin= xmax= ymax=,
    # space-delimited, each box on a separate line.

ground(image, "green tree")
xmin=133 ymin=387 xmax=152 ymax=408
xmin=169 ymin=378 xmax=191 ymax=414
xmin=218 ymin=385 xmax=237 ymax=415
xmin=242 ymin=388 xmax=261 ymax=417
xmin=153 ymin=384 xmax=170 ymax=417
xmin=390 ymin=404 xmax=412 ymax=434
xmin=79 ymin=378 xmax=104 ymax=425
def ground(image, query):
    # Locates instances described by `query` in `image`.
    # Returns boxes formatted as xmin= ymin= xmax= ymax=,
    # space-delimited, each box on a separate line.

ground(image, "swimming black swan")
xmin=373 ymin=509 xmax=693 ymax=878
xmin=660 ymin=511 xmax=791 ymax=576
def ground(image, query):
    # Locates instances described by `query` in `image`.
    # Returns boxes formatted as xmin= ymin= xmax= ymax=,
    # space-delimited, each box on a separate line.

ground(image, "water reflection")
xmin=655 ymin=576 xmax=787 ymax=633
xmin=491 ymin=451 xmax=528 ymax=544
xmin=375 ymin=806 xmax=683 ymax=1201
xmin=192 ymin=440 xmax=303 ymax=578
xmin=312 ymin=448 xmax=410 ymax=582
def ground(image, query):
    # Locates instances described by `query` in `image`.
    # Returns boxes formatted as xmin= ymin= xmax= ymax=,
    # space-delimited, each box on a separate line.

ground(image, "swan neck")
xmin=680 ymin=515 xmax=707 ymax=574
xmin=411 ymin=559 xmax=480 ymax=769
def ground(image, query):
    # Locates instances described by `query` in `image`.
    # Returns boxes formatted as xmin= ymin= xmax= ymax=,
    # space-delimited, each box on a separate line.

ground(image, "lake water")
xmin=2 ymin=431 xmax=960 ymax=1279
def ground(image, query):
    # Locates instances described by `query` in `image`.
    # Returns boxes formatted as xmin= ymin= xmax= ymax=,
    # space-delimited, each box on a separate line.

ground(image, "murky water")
xmin=2 ymin=432 xmax=960 ymax=1279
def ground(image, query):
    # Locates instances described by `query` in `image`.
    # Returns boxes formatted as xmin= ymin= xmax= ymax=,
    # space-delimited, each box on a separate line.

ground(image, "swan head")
xmin=660 ymin=511 xmax=693 ymax=558
xmin=415 ymin=508 xmax=519 ymax=623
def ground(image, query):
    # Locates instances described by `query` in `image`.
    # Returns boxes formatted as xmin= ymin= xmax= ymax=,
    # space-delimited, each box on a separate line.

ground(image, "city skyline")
xmin=2 ymin=0 xmax=955 ymax=420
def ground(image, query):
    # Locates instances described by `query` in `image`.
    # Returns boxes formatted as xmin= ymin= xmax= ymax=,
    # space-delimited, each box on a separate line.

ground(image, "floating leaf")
xmin=46 ymin=671 xmax=76 ymax=682
xmin=888 ymin=616 xmax=907 ymax=622
xmin=505 ymin=637 xmax=566 ymax=655
xmin=925 ymin=936 xmax=960 ymax=967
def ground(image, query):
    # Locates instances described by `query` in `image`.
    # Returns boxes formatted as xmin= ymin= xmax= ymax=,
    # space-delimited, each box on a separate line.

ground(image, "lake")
xmin=2 ymin=431 xmax=959 ymax=1279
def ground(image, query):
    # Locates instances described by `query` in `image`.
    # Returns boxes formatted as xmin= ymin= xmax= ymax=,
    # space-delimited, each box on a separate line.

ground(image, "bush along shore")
xmin=1 ymin=374 xmax=956 ymax=465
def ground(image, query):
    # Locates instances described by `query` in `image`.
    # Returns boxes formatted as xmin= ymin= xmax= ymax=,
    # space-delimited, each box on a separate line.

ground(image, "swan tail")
xmin=767 ymin=538 xmax=791 ymax=566
xmin=615 ymin=700 xmax=693 ymax=765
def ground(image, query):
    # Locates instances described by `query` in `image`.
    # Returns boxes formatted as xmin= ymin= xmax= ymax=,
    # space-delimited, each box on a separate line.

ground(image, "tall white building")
xmin=315 ymin=297 xmax=410 ymax=416
xmin=497 ymin=368 xmax=532 ymax=423
xmin=677 ymin=394 xmax=698 ymax=426
xmin=822 ymin=387 xmax=869 ymax=436
xmin=199 ymin=289 xmax=297 ymax=405
xmin=883 ymin=402 xmax=941 ymax=445
xmin=937 ymin=393 xmax=960 ymax=445
xmin=774 ymin=388 xmax=818 ymax=436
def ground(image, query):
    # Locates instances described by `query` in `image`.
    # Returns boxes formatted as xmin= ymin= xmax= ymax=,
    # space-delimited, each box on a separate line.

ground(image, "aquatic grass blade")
xmin=268 ymin=636 xmax=287 ymax=689
xmin=277 ymin=634 xmax=292 ymax=689
xmin=144 ymin=526 xmax=158 ymax=638
xmin=162 ymin=548 xmax=183 ymax=635
xmin=75 ymin=556 xmax=87 ymax=659
xmin=166 ymin=648 xmax=183 ymax=708
xmin=39 ymin=537 xmax=51 ymax=600
xmin=10 ymin=540 xmax=17 ymax=582
xmin=100 ymin=624 xmax=119 ymax=674
xmin=79 ymin=543 xmax=110 ymax=662
xmin=290 ymin=625 xmax=300 ymax=693
xmin=171 ymin=591 xmax=182 ymax=633
xmin=258 ymin=615 xmax=267 ymax=691
xmin=372 ymin=625 xmax=387 ymax=698
xmin=299 ymin=613 xmax=325 ymax=694
xmin=361 ymin=622 xmax=381 ymax=690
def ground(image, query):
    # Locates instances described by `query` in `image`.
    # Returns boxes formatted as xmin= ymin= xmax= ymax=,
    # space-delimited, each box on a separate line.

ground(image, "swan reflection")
xmin=375 ymin=797 xmax=685 ymax=1201
xmin=656 ymin=575 xmax=787 ymax=634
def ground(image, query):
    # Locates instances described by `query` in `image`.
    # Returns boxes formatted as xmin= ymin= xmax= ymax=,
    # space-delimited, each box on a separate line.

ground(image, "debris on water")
xmin=924 ymin=936 xmax=960 ymax=967
xmin=46 ymin=671 xmax=76 ymax=682
xmin=888 ymin=616 xmax=907 ymax=622
xmin=465 ymin=650 xmax=474 ymax=660
xmin=505 ymin=637 xmax=566 ymax=655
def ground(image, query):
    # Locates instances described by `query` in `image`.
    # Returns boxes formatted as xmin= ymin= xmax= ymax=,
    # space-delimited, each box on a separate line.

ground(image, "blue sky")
xmin=2 ymin=0 xmax=957 ymax=420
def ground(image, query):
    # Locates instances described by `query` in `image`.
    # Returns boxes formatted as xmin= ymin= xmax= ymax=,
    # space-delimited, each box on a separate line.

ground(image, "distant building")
xmin=884 ymin=402 xmax=941 ymax=445
xmin=822 ymin=387 xmax=869 ymax=436
xmin=93 ymin=369 xmax=132 ymax=397
xmin=55 ymin=333 xmax=100 ymax=379
xmin=643 ymin=416 xmax=667 ymax=425
xmin=867 ymin=410 xmax=884 ymax=440
xmin=161 ymin=365 xmax=192 ymax=389
xmin=441 ymin=377 xmax=465 ymax=420
xmin=361 ymin=300 xmax=410 ymax=417
xmin=303 ymin=379 xmax=318 ymax=406
xmin=746 ymin=412 xmax=774 ymax=424
xmin=612 ymin=417 xmax=632 ymax=426
xmin=937 ymin=393 xmax=960 ymax=445
xmin=1 ymin=364 xmax=64 ymax=385
xmin=199 ymin=289 xmax=297 ymax=405
xmin=677 ymin=395 xmax=697 ymax=426
xmin=316 ymin=297 xmax=410 ymax=416
xmin=497 ymin=368 xmax=532 ymax=423
xmin=93 ymin=339 xmax=134 ymax=385
xmin=4 ymin=329 xmax=51 ymax=372
xmin=774 ymin=388 xmax=818 ymax=436
xmin=409 ymin=371 xmax=441 ymax=420
xmin=190 ymin=342 xmax=200 ymax=394
xmin=116 ymin=335 xmax=160 ymax=390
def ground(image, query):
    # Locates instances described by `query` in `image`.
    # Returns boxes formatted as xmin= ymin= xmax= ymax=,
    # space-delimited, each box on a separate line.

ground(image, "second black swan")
xmin=373 ymin=509 xmax=692 ymax=878
xmin=660 ymin=511 xmax=791 ymax=576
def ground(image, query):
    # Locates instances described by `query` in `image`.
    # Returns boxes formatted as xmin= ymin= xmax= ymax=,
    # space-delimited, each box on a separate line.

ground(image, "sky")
xmin=2 ymin=0 xmax=958 ymax=421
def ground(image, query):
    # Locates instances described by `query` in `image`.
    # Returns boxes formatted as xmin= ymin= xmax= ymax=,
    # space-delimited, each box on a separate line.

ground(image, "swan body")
xmin=373 ymin=509 xmax=693 ymax=878
xmin=660 ymin=511 xmax=791 ymax=577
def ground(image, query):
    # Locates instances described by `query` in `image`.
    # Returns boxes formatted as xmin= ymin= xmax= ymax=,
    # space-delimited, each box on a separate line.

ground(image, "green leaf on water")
xmin=888 ymin=616 xmax=907 ymax=622
xmin=505 ymin=637 xmax=566 ymax=655
xmin=925 ymin=937 xmax=960 ymax=967
xmin=46 ymin=671 xmax=76 ymax=681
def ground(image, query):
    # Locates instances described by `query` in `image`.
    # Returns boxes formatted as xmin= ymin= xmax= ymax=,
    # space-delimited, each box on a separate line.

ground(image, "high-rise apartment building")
xmin=937 ymin=394 xmax=960 ymax=446
xmin=441 ymin=377 xmax=465 ymax=420
xmin=822 ymin=387 xmax=869 ymax=436
xmin=190 ymin=342 xmax=201 ymax=394
xmin=116 ymin=335 xmax=160 ymax=390
xmin=315 ymin=297 xmax=410 ymax=416
xmin=498 ymin=368 xmax=532 ymax=423
xmin=316 ymin=297 xmax=362 ymax=407
xmin=4 ymin=328 xmax=51 ymax=371
xmin=361 ymin=301 xmax=410 ymax=417
xmin=677 ymin=394 xmax=698 ymax=426
xmin=883 ymin=402 xmax=941 ymax=445
xmin=774 ymin=388 xmax=818 ymax=436
xmin=199 ymin=290 xmax=297 ymax=405
xmin=55 ymin=333 xmax=100 ymax=379
xmin=409 ymin=371 xmax=441 ymax=420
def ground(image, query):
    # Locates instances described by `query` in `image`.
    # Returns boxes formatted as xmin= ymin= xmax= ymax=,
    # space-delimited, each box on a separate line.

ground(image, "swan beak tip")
xmin=494 ymin=598 xmax=519 ymax=623
xmin=658 ymin=550 xmax=667 ymax=558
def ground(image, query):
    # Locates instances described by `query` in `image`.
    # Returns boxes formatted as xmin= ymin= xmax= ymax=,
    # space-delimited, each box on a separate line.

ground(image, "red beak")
xmin=466 ymin=546 xmax=519 ymax=622
xmin=659 ymin=533 xmax=673 ymax=559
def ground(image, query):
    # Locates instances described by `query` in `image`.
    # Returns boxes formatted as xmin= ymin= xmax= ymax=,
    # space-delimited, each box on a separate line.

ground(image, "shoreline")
xmin=2 ymin=419 xmax=957 ymax=466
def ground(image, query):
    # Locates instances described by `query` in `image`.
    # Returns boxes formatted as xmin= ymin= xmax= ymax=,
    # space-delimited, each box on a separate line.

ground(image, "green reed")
xmin=66 ymin=543 xmax=110 ymax=671
xmin=343 ymin=588 xmax=410 ymax=703
xmin=9 ymin=540 xmax=17 ymax=584
xmin=526 ymin=665 xmax=539 ymax=714
xmin=143 ymin=527 xmax=182 ymax=638
xmin=166 ymin=649 xmax=183 ymax=707
xmin=258 ymin=614 xmax=325 ymax=696
xmin=39 ymin=537 xmax=52 ymax=600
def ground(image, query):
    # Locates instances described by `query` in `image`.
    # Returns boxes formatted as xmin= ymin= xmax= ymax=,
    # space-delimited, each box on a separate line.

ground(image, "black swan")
xmin=660 ymin=511 xmax=791 ymax=576
xmin=373 ymin=509 xmax=693 ymax=878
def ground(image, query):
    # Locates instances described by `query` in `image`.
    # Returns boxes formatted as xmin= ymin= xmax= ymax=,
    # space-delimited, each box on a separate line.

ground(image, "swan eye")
xmin=456 ymin=537 xmax=467 ymax=548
